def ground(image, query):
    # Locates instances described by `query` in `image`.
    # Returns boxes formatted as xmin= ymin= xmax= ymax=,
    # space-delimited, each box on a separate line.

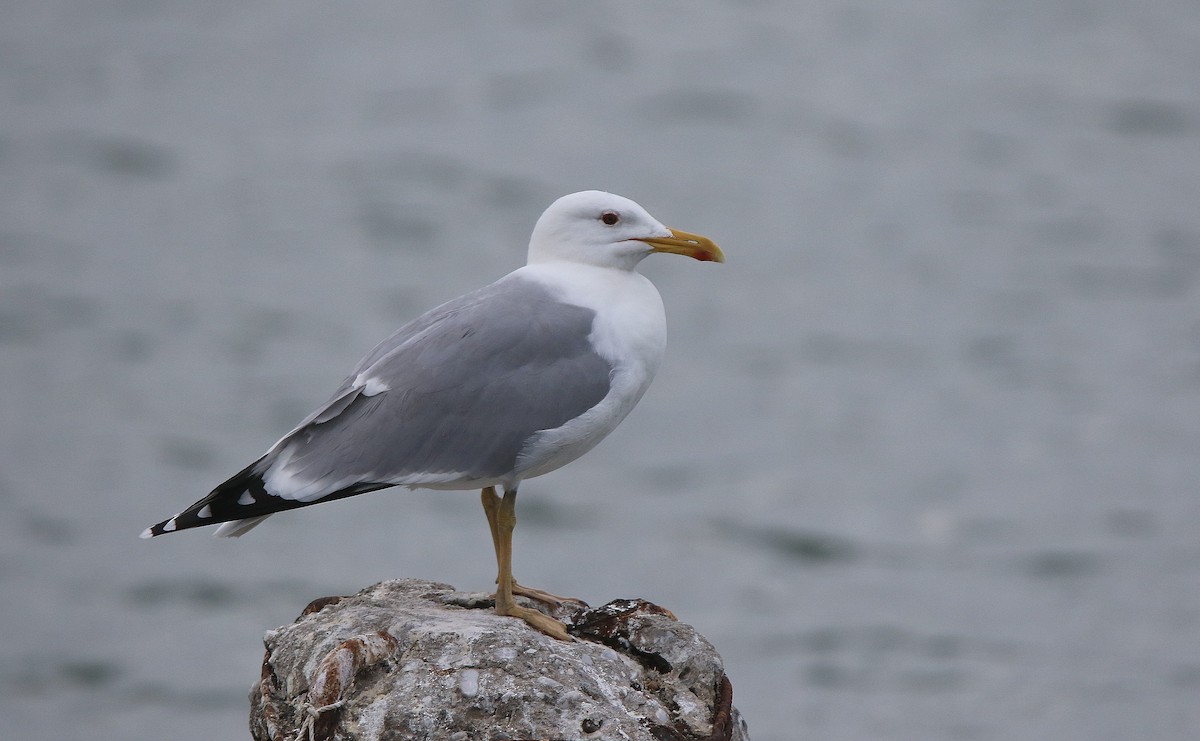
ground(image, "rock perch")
xmin=250 ymin=579 xmax=748 ymax=740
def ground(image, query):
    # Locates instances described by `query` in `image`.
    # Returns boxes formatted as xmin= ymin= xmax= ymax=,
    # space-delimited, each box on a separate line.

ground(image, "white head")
xmin=527 ymin=190 xmax=723 ymax=270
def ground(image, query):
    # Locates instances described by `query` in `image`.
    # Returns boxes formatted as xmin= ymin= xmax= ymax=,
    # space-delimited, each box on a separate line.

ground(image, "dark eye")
xmin=600 ymin=210 xmax=620 ymax=226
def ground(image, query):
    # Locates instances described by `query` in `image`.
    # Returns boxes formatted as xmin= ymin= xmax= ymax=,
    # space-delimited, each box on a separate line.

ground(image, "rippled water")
xmin=3 ymin=3 xmax=1199 ymax=740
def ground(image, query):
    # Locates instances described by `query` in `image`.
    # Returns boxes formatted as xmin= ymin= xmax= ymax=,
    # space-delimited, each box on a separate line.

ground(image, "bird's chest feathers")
xmin=587 ymin=297 xmax=666 ymax=382
xmin=512 ymin=277 xmax=666 ymax=480
xmin=526 ymin=263 xmax=666 ymax=375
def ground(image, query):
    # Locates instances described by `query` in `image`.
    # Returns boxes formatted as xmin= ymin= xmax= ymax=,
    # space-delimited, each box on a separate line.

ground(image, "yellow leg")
xmin=480 ymin=487 xmax=582 ymax=608
xmin=480 ymin=486 xmax=570 ymax=641
xmin=480 ymin=487 xmax=504 ymax=568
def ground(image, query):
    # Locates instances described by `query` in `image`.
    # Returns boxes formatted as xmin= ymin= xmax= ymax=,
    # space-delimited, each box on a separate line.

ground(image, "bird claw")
xmin=510 ymin=581 xmax=587 ymax=610
xmin=497 ymin=602 xmax=574 ymax=642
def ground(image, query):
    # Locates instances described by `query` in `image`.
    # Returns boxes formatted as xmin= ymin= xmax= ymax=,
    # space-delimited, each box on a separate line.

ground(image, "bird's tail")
xmin=212 ymin=515 xmax=272 ymax=538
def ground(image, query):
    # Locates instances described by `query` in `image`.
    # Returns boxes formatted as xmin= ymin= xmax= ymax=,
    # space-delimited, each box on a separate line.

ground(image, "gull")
xmin=142 ymin=190 xmax=723 ymax=639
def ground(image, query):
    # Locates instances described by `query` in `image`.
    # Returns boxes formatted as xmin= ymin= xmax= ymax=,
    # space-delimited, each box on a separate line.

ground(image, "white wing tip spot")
xmin=139 ymin=527 xmax=154 ymax=539
xmin=197 ymin=504 xmax=213 ymax=518
xmin=163 ymin=517 xmax=178 ymax=533
xmin=238 ymin=491 xmax=255 ymax=506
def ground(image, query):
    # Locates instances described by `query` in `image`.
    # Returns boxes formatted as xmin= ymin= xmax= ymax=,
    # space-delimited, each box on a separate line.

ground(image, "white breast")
xmin=511 ymin=261 xmax=667 ymax=482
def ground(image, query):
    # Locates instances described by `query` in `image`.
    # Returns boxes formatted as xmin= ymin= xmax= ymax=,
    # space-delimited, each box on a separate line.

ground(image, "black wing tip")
xmin=140 ymin=459 xmax=274 ymax=539
xmin=140 ymin=514 xmax=185 ymax=538
xmin=140 ymin=458 xmax=395 ymax=541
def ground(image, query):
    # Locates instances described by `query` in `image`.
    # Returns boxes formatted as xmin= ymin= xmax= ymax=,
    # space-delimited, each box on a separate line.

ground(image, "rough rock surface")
xmin=249 ymin=579 xmax=748 ymax=741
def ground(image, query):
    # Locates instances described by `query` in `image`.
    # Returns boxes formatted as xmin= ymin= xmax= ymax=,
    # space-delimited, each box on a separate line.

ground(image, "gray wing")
xmin=263 ymin=274 xmax=613 ymax=498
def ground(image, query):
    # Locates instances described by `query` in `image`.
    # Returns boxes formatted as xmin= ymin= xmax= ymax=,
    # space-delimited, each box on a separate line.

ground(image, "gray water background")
xmin=3 ymin=2 xmax=1199 ymax=739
